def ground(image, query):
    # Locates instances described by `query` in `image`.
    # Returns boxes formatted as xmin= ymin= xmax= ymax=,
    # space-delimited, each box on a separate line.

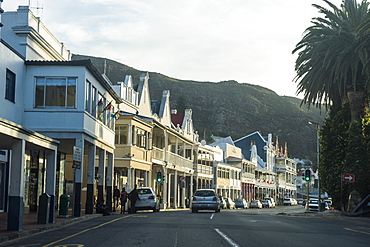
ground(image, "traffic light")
xmin=304 ymin=169 xmax=311 ymax=181
xmin=156 ymin=171 xmax=163 ymax=183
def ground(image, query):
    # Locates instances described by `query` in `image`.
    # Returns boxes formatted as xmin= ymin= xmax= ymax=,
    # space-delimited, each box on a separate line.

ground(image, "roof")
xmin=171 ymin=113 xmax=184 ymax=127
xmin=234 ymin=131 xmax=266 ymax=143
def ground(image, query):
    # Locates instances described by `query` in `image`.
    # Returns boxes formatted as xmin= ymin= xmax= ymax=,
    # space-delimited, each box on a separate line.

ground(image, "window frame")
xmin=5 ymin=69 xmax=16 ymax=103
xmin=35 ymin=76 xmax=77 ymax=108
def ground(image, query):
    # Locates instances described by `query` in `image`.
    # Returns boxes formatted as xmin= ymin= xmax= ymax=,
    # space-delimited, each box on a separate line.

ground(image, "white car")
xmin=283 ymin=198 xmax=297 ymax=206
xmin=132 ymin=187 xmax=160 ymax=213
xmin=264 ymin=197 xmax=276 ymax=207
xmin=309 ymin=199 xmax=329 ymax=212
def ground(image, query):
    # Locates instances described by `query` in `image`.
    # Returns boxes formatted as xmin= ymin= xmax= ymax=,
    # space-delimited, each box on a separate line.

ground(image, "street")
xmin=1 ymin=206 xmax=369 ymax=247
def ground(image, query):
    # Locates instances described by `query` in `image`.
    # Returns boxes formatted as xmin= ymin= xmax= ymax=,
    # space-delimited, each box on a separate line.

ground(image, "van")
xmin=264 ymin=197 xmax=276 ymax=207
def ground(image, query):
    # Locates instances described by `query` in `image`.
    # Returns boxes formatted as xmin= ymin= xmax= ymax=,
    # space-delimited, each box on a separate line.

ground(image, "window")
xmin=134 ymin=127 xmax=147 ymax=149
xmin=115 ymin=125 xmax=128 ymax=144
xmin=85 ymin=80 xmax=91 ymax=112
xmin=5 ymin=69 xmax=16 ymax=103
xmin=92 ymin=86 xmax=97 ymax=116
xmin=35 ymin=77 xmax=76 ymax=108
xmin=97 ymin=94 xmax=105 ymax=121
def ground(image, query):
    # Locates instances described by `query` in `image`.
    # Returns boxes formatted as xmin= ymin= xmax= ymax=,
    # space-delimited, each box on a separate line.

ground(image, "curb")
xmin=0 ymin=214 xmax=101 ymax=244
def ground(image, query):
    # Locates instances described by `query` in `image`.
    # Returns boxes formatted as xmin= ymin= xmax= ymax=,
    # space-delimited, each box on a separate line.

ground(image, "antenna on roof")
xmin=28 ymin=1 xmax=44 ymax=15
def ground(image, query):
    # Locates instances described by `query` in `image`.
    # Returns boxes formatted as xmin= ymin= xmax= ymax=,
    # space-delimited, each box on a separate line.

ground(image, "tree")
xmin=292 ymin=0 xmax=370 ymax=121
xmin=293 ymin=0 xmax=370 ymax=206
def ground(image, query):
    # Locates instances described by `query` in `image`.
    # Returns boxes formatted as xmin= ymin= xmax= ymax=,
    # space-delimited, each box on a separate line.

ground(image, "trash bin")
xmin=38 ymin=193 xmax=50 ymax=224
xmin=59 ymin=194 xmax=70 ymax=216
xmin=320 ymin=202 xmax=326 ymax=211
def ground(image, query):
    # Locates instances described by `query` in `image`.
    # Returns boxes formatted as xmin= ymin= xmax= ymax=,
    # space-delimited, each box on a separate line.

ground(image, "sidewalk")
xmin=0 ymin=209 xmax=102 ymax=244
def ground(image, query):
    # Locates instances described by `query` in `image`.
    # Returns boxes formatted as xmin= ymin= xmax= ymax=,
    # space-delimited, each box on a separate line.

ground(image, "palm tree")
xmin=292 ymin=0 xmax=370 ymax=121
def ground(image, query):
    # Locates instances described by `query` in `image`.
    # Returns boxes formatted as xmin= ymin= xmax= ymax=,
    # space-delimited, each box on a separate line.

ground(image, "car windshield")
xmin=310 ymin=200 xmax=318 ymax=203
xmin=138 ymin=189 xmax=152 ymax=195
xmin=252 ymin=200 xmax=259 ymax=203
xmin=235 ymin=199 xmax=243 ymax=202
xmin=194 ymin=190 xmax=215 ymax=196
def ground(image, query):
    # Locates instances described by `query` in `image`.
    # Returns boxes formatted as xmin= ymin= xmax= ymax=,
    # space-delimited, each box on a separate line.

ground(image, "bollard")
xmin=37 ymin=193 xmax=50 ymax=224
xmin=58 ymin=194 xmax=70 ymax=217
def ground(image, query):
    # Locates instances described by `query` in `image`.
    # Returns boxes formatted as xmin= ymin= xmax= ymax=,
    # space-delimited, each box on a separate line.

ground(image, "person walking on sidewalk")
xmin=120 ymin=187 xmax=128 ymax=214
xmin=128 ymin=185 xmax=140 ymax=213
xmin=113 ymin=186 xmax=120 ymax=211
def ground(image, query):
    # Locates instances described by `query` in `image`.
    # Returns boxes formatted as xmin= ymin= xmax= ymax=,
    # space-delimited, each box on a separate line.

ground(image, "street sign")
xmin=343 ymin=173 xmax=355 ymax=182
xmin=72 ymin=146 xmax=82 ymax=169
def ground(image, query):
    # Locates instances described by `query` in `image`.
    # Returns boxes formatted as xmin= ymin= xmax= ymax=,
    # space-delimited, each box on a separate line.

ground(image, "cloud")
xmin=3 ymin=0 xmax=344 ymax=97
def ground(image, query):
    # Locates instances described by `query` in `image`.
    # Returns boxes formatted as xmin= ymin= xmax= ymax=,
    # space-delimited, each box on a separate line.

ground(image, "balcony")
xmin=152 ymin=147 xmax=164 ymax=162
xmin=167 ymin=152 xmax=193 ymax=170
xmin=152 ymin=147 xmax=193 ymax=170
xmin=195 ymin=164 xmax=213 ymax=175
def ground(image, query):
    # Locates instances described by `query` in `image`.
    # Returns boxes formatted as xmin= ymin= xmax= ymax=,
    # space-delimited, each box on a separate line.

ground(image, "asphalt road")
xmin=1 ymin=206 xmax=369 ymax=247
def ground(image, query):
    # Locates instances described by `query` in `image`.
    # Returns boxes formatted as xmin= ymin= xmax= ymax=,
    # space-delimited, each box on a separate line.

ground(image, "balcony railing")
xmin=195 ymin=164 xmax=213 ymax=174
xmin=152 ymin=147 xmax=164 ymax=161
xmin=152 ymin=147 xmax=193 ymax=169
xmin=167 ymin=152 xmax=193 ymax=169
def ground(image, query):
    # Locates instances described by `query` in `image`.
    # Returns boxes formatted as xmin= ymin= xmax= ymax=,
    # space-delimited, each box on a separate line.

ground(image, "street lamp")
xmin=308 ymin=121 xmax=320 ymax=210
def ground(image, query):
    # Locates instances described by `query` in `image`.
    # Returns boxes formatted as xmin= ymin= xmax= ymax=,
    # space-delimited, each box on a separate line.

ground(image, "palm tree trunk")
xmin=347 ymin=89 xmax=367 ymax=121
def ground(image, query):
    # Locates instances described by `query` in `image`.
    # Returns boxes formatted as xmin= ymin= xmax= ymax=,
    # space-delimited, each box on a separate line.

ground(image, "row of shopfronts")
xmin=0 ymin=4 xmax=297 ymax=232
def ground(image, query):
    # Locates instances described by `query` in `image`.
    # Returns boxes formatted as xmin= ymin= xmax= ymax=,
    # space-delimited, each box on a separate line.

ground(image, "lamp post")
xmin=309 ymin=121 xmax=320 ymax=210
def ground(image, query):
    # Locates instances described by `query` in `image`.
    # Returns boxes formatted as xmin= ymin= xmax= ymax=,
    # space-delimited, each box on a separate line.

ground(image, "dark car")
xmin=234 ymin=198 xmax=249 ymax=209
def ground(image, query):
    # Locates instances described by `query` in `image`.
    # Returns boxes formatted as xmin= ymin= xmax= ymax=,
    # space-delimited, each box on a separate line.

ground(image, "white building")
xmin=0 ymin=4 xmax=122 ymax=230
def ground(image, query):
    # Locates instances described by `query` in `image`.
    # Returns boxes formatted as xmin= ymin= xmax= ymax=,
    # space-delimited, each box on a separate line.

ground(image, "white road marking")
xmin=210 ymin=213 xmax=214 ymax=219
xmin=214 ymin=228 xmax=240 ymax=247
xmin=174 ymin=231 xmax=179 ymax=247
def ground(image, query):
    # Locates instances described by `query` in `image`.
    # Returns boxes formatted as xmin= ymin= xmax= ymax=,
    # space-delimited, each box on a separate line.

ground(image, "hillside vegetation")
xmin=72 ymin=54 xmax=326 ymax=161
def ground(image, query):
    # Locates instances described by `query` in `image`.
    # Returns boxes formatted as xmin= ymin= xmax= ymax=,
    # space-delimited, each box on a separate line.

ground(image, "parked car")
xmin=264 ymin=197 xmax=276 ymax=207
xmin=133 ymin=187 xmax=160 ymax=213
xmin=218 ymin=196 xmax=227 ymax=209
xmin=191 ymin=189 xmax=220 ymax=213
xmin=261 ymin=199 xmax=272 ymax=208
xmin=283 ymin=198 xmax=297 ymax=206
xmin=225 ymin=198 xmax=235 ymax=209
xmin=297 ymin=199 xmax=304 ymax=205
xmin=234 ymin=198 xmax=249 ymax=209
xmin=309 ymin=199 xmax=330 ymax=211
xmin=308 ymin=199 xmax=319 ymax=211
xmin=250 ymin=200 xmax=263 ymax=209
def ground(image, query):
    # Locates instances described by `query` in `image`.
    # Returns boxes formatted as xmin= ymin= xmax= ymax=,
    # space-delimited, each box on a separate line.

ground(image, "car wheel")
xmin=191 ymin=208 xmax=197 ymax=213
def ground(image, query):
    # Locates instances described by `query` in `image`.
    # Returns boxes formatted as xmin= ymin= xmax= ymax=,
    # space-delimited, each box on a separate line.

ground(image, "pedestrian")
xmin=114 ymin=186 xmax=120 ymax=211
xmin=120 ymin=187 xmax=128 ymax=214
xmin=128 ymin=185 xmax=140 ymax=213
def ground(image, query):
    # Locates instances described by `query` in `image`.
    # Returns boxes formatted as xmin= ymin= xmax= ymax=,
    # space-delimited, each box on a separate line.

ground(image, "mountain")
xmin=72 ymin=54 xmax=326 ymax=161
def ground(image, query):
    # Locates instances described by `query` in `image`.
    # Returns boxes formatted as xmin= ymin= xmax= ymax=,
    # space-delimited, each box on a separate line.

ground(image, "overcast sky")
xmin=3 ymin=0 xmax=343 ymax=97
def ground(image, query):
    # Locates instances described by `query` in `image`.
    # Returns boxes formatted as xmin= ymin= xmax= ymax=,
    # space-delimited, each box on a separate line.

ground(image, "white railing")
xmin=152 ymin=147 xmax=164 ymax=161
xmin=196 ymin=164 xmax=213 ymax=174
xmin=167 ymin=152 xmax=193 ymax=169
